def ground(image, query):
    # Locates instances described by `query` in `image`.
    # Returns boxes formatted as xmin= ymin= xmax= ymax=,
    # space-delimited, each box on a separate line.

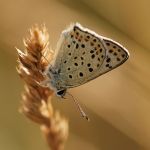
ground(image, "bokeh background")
xmin=0 ymin=0 xmax=150 ymax=150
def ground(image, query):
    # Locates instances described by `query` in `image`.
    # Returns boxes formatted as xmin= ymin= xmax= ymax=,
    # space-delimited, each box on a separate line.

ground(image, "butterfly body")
xmin=46 ymin=23 xmax=129 ymax=97
xmin=47 ymin=65 xmax=67 ymax=97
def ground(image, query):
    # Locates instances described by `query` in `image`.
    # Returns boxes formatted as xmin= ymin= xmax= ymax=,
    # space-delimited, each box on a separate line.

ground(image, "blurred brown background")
xmin=0 ymin=0 xmax=150 ymax=150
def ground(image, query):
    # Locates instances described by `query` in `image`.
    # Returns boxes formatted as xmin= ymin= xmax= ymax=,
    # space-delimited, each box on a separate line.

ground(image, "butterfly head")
xmin=56 ymin=89 xmax=67 ymax=98
xmin=46 ymin=65 xmax=67 ymax=97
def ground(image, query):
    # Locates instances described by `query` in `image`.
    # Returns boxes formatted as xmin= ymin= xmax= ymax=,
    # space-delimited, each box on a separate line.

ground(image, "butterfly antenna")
xmin=66 ymin=92 xmax=90 ymax=121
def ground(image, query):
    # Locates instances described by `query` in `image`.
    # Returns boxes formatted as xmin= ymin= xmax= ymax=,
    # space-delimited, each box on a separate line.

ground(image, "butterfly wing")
xmin=96 ymin=37 xmax=129 ymax=77
xmin=52 ymin=23 xmax=129 ymax=88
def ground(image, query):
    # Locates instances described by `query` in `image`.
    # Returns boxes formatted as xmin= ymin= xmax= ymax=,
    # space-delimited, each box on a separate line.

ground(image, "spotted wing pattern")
xmin=51 ymin=23 xmax=129 ymax=88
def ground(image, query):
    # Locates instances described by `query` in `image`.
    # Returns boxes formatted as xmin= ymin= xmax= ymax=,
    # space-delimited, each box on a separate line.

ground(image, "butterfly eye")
xmin=57 ymin=89 xmax=66 ymax=97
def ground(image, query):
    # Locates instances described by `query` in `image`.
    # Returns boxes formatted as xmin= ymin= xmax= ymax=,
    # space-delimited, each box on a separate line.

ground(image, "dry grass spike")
xmin=16 ymin=24 xmax=69 ymax=150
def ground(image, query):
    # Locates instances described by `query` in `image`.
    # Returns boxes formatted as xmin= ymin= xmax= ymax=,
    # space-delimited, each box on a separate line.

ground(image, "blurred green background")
xmin=0 ymin=0 xmax=150 ymax=150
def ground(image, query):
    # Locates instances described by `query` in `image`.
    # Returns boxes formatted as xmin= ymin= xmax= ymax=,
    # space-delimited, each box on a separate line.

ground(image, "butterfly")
xmin=44 ymin=23 xmax=129 ymax=120
xmin=45 ymin=23 xmax=129 ymax=96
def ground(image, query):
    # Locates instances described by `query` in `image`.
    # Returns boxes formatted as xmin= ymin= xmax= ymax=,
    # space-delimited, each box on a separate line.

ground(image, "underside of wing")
xmin=95 ymin=37 xmax=129 ymax=76
xmin=52 ymin=23 xmax=129 ymax=89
